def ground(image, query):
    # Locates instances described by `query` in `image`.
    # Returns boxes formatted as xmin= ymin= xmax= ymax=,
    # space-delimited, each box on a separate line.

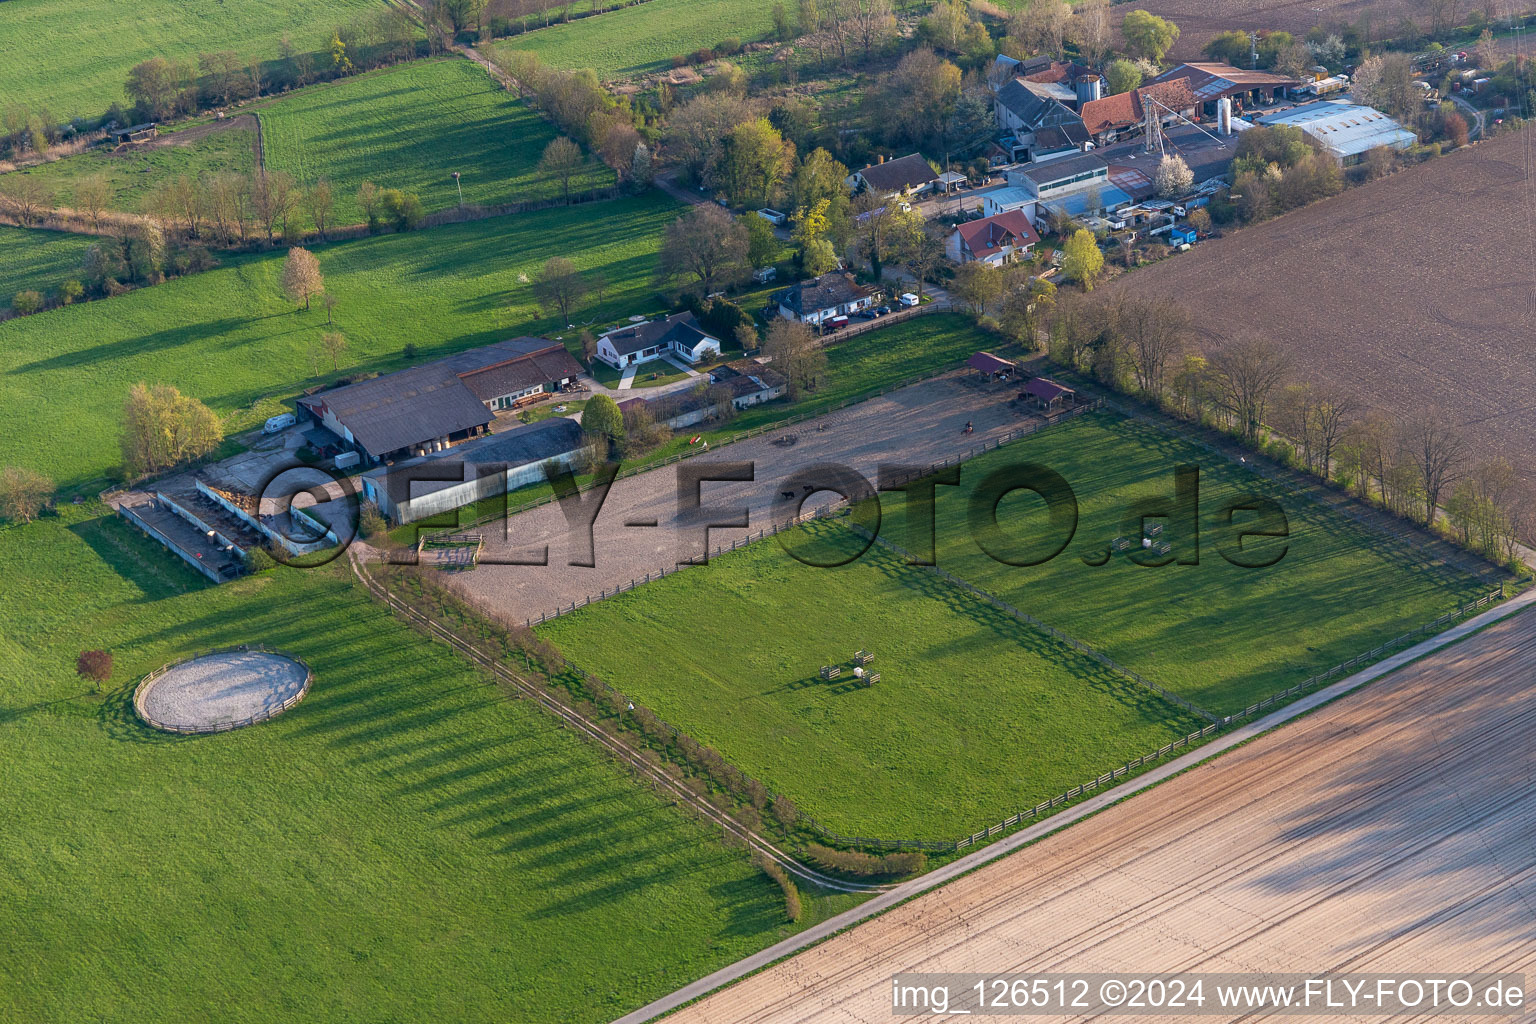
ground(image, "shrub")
xmin=671 ymin=54 xmax=687 ymax=68
xmin=805 ymin=843 xmax=927 ymax=877
xmin=12 ymin=289 xmax=44 ymax=315
xmin=0 ymin=465 xmax=54 ymax=522
xmin=717 ymin=36 xmax=742 ymax=55
xmin=244 ymin=546 xmax=277 ymax=573
xmin=58 ymin=279 xmax=83 ymax=305
xmin=754 ymin=853 xmax=803 ymax=922
xmin=357 ymin=500 xmax=387 ymax=539
xmin=402 ymin=342 xmax=418 ymax=359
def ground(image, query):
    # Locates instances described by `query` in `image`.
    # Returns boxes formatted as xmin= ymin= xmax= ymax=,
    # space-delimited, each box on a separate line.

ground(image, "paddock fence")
xmin=133 ymin=644 xmax=312 ymax=735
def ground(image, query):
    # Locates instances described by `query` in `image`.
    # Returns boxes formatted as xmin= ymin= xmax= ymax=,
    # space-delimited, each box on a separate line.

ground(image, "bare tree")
xmin=305 ymin=179 xmax=334 ymax=240
xmin=0 ymin=466 xmax=53 ymax=523
xmin=74 ymin=174 xmax=112 ymax=231
xmin=0 ymin=176 xmax=53 ymax=226
xmin=539 ymin=136 xmax=585 ymax=203
xmin=530 ymin=256 xmax=590 ymax=326
xmin=1116 ymin=296 xmax=1188 ymax=396
xmin=320 ymin=330 xmax=348 ymax=371
xmin=763 ymin=319 xmax=826 ymax=398
xmin=1070 ymin=0 xmax=1112 ymax=65
xmin=656 ymin=204 xmax=751 ymax=297
xmin=1399 ymin=409 xmax=1470 ymax=526
xmin=1208 ymin=337 xmax=1290 ymax=441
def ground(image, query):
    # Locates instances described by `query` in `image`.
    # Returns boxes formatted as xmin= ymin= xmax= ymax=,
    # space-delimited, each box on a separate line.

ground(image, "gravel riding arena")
xmin=134 ymin=648 xmax=312 ymax=734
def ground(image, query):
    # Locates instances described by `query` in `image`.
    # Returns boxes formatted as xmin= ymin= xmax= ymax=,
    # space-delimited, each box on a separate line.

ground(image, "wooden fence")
xmin=133 ymin=644 xmax=312 ymax=735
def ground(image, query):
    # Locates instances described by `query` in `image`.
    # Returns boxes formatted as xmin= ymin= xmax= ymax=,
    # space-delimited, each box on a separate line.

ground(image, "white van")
xmin=263 ymin=412 xmax=296 ymax=434
xmin=899 ymin=292 xmax=920 ymax=308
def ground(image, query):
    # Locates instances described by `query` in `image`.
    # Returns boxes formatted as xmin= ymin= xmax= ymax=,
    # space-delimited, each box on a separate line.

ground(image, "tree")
xmin=74 ymin=174 xmax=111 ymax=231
xmin=251 ymin=170 xmax=296 ymax=245
xmin=0 ymin=176 xmax=53 ymax=226
xmin=378 ymin=188 xmax=423 ymax=230
xmin=125 ymin=58 xmax=179 ymax=120
xmin=539 ymin=136 xmax=585 ymax=203
xmin=581 ymin=394 xmax=625 ymax=457
xmin=320 ymin=330 xmax=347 ymax=371
xmin=743 ymin=212 xmax=779 ymax=269
xmin=330 ymin=33 xmax=353 ymax=74
xmin=11 ymin=290 xmax=43 ymax=315
xmin=530 ymin=256 xmax=590 ymax=326
xmin=1203 ymin=30 xmax=1252 ymax=66
xmin=1352 ymin=53 xmax=1417 ymax=121
xmin=1116 ymin=296 xmax=1188 ymax=394
xmin=896 ymin=221 xmax=946 ymax=300
xmin=790 ymin=149 xmax=850 ymax=216
xmin=1186 ymin=206 xmax=1212 ymax=235
xmin=657 ymin=204 xmax=751 ymax=297
xmin=665 ymin=93 xmax=755 ymax=183
xmin=1103 ymin=58 xmax=1143 ymax=96
xmin=357 ymin=181 xmax=382 ymax=233
xmin=120 ymin=382 xmax=224 ymax=477
xmin=951 ymin=261 xmax=1004 ymax=315
xmin=708 ymin=119 xmax=795 ymax=208
xmin=763 ymin=319 xmax=825 ymax=398
xmin=1400 ymin=410 xmax=1470 ymax=526
xmin=1208 ymin=337 xmax=1289 ymax=440
xmin=0 ymin=465 xmax=52 ymax=522
xmin=883 ymin=47 xmax=962 ymax=151
xmin=1154 ymin=154 xmax=1194 ymax=198
xmin=305 ymin=179 xmax=334 ymax=240
xmin=1010 ymin=0 xmax=1071 ymax=57
xmin=735 ymin=321 xmax=760 ymax=354
xmin=76 ymin=649 xmax=113 ymax=692
xmin=281 ymin=247 xmax=324 ymax=310
xmin=1120 ymin=10 xmax=1180 ymax=63
xmin=1070 ymin=0 xmax=1112 ymax=65
xmin=1061 ymin=229 xmax=1105 ymax=290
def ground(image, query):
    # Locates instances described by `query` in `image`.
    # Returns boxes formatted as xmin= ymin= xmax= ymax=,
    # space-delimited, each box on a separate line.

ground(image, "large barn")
xmin=296 ymin=338 xmax=583 ymax=465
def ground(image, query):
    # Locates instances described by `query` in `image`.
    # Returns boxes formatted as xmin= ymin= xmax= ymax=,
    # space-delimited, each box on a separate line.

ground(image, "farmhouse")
xmin=846 ymin=153 xmax=940 ymax=199
xmin=624 ymin=360 xmax=789 ymax=430
xmin=772 ymin=272 xmax=878 ymax=325
xmin=360 ymin=417 xmax=586 ymax=524
xmin=1148 ymin=62 xmax=1305 ymax=117
xmin=1256 ymin=101 xmax=1418 ymax=167
xmin=595 ymin=311 xmax=721 ymax=369
xmin=946 ymin=210 xmax=1040 ymax=265
xmin=296 ymin=337 xmax=583 ymax=465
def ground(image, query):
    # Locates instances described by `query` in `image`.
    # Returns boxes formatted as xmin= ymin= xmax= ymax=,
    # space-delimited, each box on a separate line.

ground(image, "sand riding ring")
xmin=134 ymin=645 xmax=312 ymax=734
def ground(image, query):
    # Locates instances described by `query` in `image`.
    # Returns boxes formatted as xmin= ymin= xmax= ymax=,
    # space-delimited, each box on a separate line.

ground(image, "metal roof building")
xmin=1257 ymin=101 xmax=1418 ymax=166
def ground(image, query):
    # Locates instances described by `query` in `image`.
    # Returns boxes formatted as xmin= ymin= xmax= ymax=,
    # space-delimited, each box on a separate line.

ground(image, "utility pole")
xmin=452 ymin=171 xmax=463 ymax=208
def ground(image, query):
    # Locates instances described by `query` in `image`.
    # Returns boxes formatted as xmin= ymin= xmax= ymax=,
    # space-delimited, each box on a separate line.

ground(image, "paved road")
xmin=615 ymin=587 xmax=1536 ymax=1024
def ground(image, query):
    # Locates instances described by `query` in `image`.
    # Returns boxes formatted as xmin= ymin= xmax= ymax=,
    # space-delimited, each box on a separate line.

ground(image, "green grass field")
xmin=538 ymin=521 xmax=1203 ymax=838
xmin=0 ymin=0 xmax=390 ymax=119
xmin=9 ymin=121 xmax=256 ymax=215
xmin=0 ymin=192 xmax=681 ymax=491
xmin=259 ymin=58 xmax=613 ymax=224
xmin=490 ymin=0 xmax=777 ymax=80
xmin=920 ymin=413 xmax=1490 ymax=715
xmin=0 ymin=226 xmax=94 ymax=302
xmin=0 ymin=507 xmax=854 ymax=1023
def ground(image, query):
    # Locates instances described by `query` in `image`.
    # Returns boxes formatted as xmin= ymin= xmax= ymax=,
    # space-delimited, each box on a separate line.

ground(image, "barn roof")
xmin=968 ymin=351 xmax=1016 ymax=375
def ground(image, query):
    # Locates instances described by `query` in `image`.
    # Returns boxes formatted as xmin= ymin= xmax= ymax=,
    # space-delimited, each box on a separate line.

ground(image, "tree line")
xmin=995 ymin=289 xmax=1531 ymax=566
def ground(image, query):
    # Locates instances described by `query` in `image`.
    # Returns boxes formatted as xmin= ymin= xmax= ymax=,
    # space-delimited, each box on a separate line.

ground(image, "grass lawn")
xmin=489 ymin=0 xmax=778 ymax=80
xmin=0 ymin=226 xmax=94 ymax=302
xmin=10 ymin=121 xmax=256 ymax=214
xmin=538 ymin=520 xmax=1203 ymax=839
xmin=0 ymin=191 xmax=681 ymax=491
xmin=0 ymin=507 xmax=855 ymax=1023
xmin=259 ymin=58 xmax=613 ymax=224
xmin=0 ymin=0 xmax=389 ymax=119
xmin=919 ymin=413 xmax=1490 ymax=715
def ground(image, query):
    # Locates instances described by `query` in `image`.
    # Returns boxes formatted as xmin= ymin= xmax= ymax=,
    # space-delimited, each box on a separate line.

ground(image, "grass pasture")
xmin=0 ymin=226 xmax=94 ymax=302
xmin=489 ymin=0 xmax=778 ymax=80
xmin=8 ymin=120 xmax=256 ymax=216
xmin=0 ymin=0 xmax=390 ymax=120
xmin=0 ymin=508 xmax=848 ymax=1023
xmin=919 ymin=413 xmax=1490 ymax=715
xmin=0 ymin=191 xmax=680 ymax=490
xmin=538 ymin=521 xmax=1205 ymax=839
xmin=259 ymin=58 xmax=613 ymax=224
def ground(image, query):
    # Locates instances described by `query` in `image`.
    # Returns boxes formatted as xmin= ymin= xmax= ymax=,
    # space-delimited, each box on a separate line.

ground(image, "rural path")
xmin=1448 ymin=92 xmax=1486 ymax=140
xmin=616 ymin=588 xmax=1536 ymax=1024
xmin=656 ymin=171 xmax=710 ymax=207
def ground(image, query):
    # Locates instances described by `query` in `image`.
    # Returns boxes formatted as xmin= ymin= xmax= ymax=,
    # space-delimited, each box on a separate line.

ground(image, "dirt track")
xmin=1117 ymin=129 xmax=1536 ymax=487
xmin=663 ymin=605 xmax=1536 ymax=1023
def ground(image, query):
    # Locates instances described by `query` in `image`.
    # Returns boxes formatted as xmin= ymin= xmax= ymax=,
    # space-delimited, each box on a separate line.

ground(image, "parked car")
xmin=875 ymin=305 xmax=892 ymax=316
xmin=825 ymin=315 xmax=851 ymax=330
xmin=853 ymin=309 xmax=879 ymax=320
xmin=263 ymin=412 xmax=296 ymax=434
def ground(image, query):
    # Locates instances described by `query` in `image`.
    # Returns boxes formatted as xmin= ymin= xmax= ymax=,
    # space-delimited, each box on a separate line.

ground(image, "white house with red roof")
xmin=945 ymin=210 xmax=1041 ymax=266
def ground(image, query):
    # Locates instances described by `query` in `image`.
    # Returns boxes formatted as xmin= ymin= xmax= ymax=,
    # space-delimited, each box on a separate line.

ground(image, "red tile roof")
xmin=1080 ymin=82 xmax=1196 ymax=137
xmin=953 ymin=210 xmax=1040 ymax=260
